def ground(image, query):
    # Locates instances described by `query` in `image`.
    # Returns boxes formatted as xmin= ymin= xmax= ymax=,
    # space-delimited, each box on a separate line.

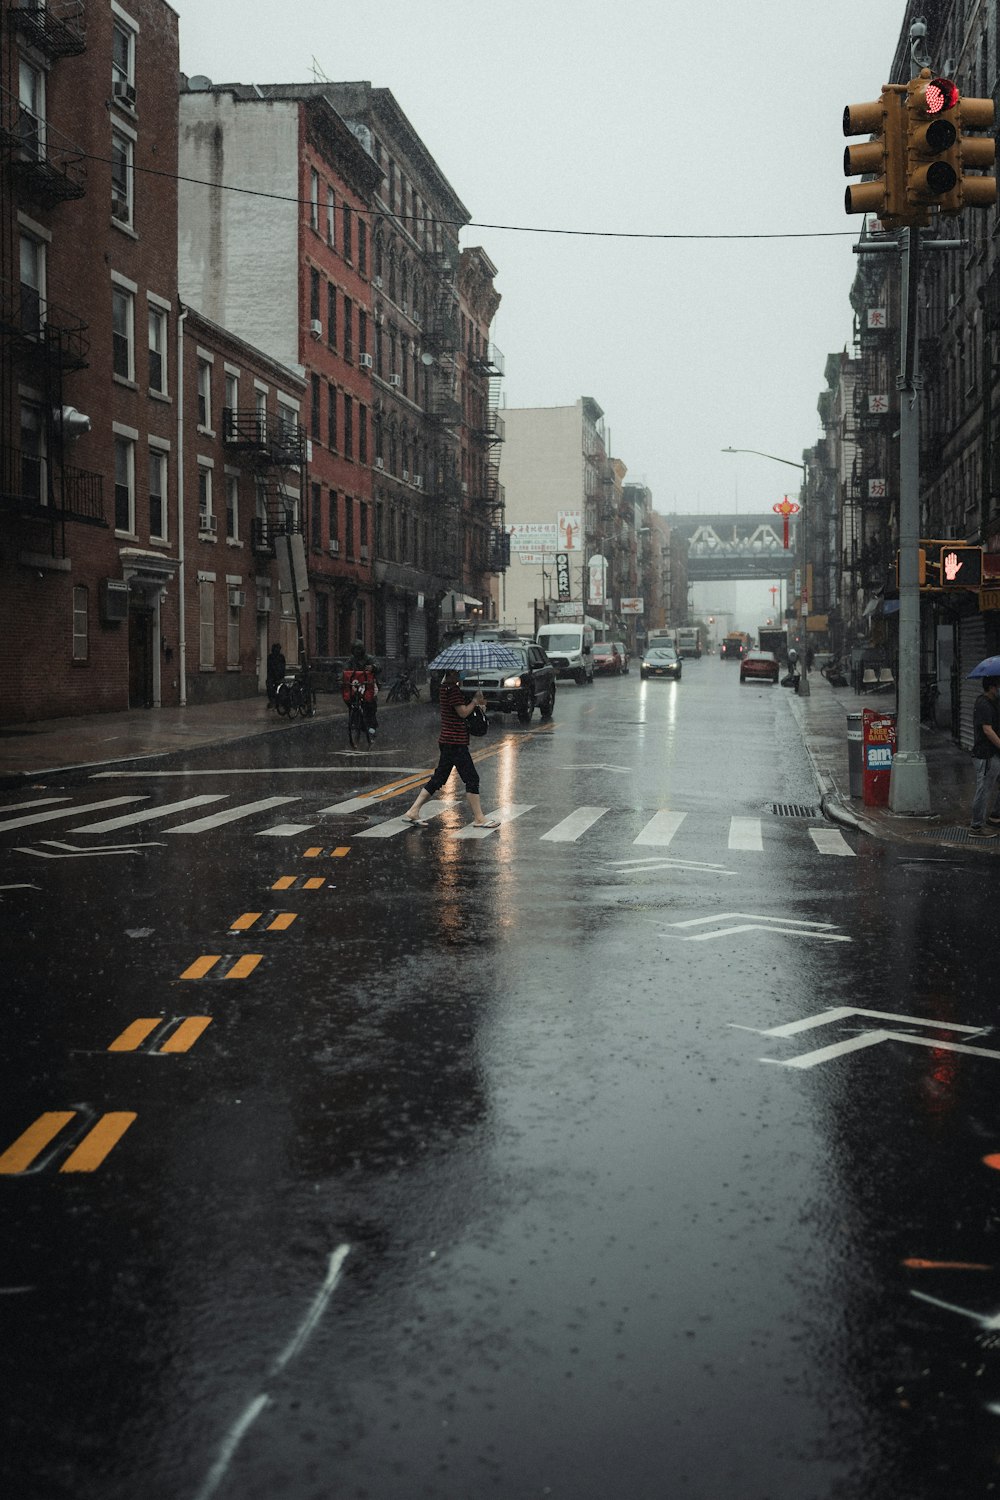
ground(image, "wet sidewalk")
xmin=788 ymin=668 xmax=993 ymax=852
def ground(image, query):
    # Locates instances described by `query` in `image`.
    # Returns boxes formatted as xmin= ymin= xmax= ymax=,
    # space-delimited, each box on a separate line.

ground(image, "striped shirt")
xmin=439 ymin=683 xmax=470 ymax=745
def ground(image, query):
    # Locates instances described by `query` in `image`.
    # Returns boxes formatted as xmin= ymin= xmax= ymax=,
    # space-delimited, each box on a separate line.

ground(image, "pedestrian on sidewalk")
xmin=266 ymin=643 xmax=285 ymax=710
xmin=403 ymin=669 xmax=499 ymax=829
xmin=969 ymin=676 xmax=1000 ymax=838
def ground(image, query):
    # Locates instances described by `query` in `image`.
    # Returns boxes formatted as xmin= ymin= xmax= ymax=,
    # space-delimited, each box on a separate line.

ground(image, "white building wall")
xmin=178 ymin=93 xmax=301 ymax=374
xmin=497 ymin=403 xmax=588 ymax=631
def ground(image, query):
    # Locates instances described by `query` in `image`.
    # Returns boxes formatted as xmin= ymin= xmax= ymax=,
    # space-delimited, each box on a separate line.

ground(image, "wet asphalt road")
xmin=3 ymin=659 xmax=1000 ymax=1499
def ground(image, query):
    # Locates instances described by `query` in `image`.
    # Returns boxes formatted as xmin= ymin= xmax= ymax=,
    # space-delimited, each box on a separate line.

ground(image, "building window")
xmin=327 ymin=382 xmax=337 ymax=450
xmin=328 ymin=489 xmax=338 ymax=547
xmin=327 ymin=282 xmax=337 ymax=347
xmin=197 ymin=359 xmax=212 ymax=429
xmin=20 ymin=400 xmax=44 ymax=504
xmin=227 ymin=596 xmax=240 ymax=669
xmin=112 ymin=285 xmax=133 ymax=380
xmin=72 ymin=585 xmax=89 ymax=662
xmin=311 ymin=481 xmax=322 ymax=549
xmin=199 ymin=579 xmax=215 ymax=669
xmin=19 ymin=231 xmax=44 ymax=336
xmin=359 ymin=404 xmax=368 ymax=465
xmin=148 ymin=305 xmax=167 ymax=394
xmin=149 ymin=447 xmax=167 ymax=539
xmin=226 ymin=474 xmax=239 ymax=540
xmin=345 ymin=497 xmax=354 ymax=558
xmin=111 ymin=20 xmax=135 ymax=100
xmin=343 ymin=394 xmax=353 ymax=460
xmin=18 ymin=57 xmax=44 ymax=158
xmin=342 ymin=202 xmax=352 ymax=261
xmin=358 ymin=221 xmax=367 ymax=275
xmin=360 ymin=502 xmax=369 ymax=550
xmin=224 ymin=372 xmax=238 ymax=438
xmin=310 ymin=169 xmax=319 ymax=231
xmin=343 ymin=296 xmax=353 ymax=362
xmin=198 ymin=465 xmax=215 ymax=534
xmin=114 ymin=434 xmax=135 ymax=532
xmin=326 ymin=185 xmax=335 ymax=247
xmin=310 ymin=266 xmax=321 ymax=324
xmin=111 ymin=128 xmax=133 ymax=225
xmin=359 ymin=308 xmax=368 ymax=358
xmin=311 ymin=372 xmax=321 ymax=440
xmin=316 ymin=591 xmax=329 ymax=656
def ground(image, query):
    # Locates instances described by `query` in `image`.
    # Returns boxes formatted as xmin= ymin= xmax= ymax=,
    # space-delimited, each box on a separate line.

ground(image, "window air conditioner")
xmin=200 ymin=513 xmax=217 ymax=533
xmin=402 ymin=469 xmax=409 ymax=482
xmin=373 ymin=275 xmax=383 ymax=289
xmin=360 ymin=544 xmax=369 ymax=560
xmin=389 ymin=374 xmax=401 ymax=387
xmin=375 ymin=457 xmax=384 ymax=470
xmin=309 ymin=318 xmax=322 ymax=339
xmin=258 ymin=596 xmax=272 ymax=613
xmin=113 ymin=79 xmax=136 ymax=106
xmin=374 ymin=311 xmax=384 ymax=325
xmin=414 ymin=474 xmax=422 ymax=488
xmin=360 ymin=352 xmax=373 ymax=368
xmin=328 ymin=539 xmax=340 ymax=554
xmin=228 ymin=587 xmax=245 ymax=608
xmin=111 ymin=196 xmax=130 ymax=222
xmin=461 ymin=482 xmax=469 ymax=494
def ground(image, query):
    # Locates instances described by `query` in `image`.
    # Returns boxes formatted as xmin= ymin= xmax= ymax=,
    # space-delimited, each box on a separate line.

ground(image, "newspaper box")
xmin=862 ymin=708 xmax=896 ymax=806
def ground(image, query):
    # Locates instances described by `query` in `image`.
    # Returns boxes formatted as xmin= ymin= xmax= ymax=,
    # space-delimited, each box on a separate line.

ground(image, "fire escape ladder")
xmin=222 ymin=408 xmax=306 ymax=555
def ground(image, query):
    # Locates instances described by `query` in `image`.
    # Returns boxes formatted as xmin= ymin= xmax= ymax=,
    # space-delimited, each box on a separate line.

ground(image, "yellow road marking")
xmin=160 ymin=1017 xmax=213 ymax=1054
xmin=0 ymin=1112 xmax=76 ymax=1174
xmin=267 ymin=912 xmax=297 ymax=931
xmin=272 ymin=876 xmax=296 ymax=891
xmin=60 ymin=1112 xmax=136 ymax=1173
xmin=231 ymin=912 xmax=262 ymax=931
xmin=108 ymin=1019 xmax=161 ymax=1053
xmin=332 ymin=846 xmax=350 ymax=857
xmin=303 ymin=877 xmax=325 ymax=890
xmin=181 ymin=955 xmax=220 ymax=980
xmin=304 ymin=847 xmax=323 ymax=858
xmin=226 ymin=954 xmax=263 ymax=979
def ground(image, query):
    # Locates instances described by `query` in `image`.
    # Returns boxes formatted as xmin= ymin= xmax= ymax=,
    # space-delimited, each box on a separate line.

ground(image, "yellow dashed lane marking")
xmin=332 ymin=846 xmax=350 ymax=857
xmin=267 ymin=912 xmax=297 ymax=931
xmin=181 ymin=955 xmax=221 ymax=980
xmin=180 ymin=954 xmax=262 ymax=980
xmin=272 ymin=876 xmax=296 ymax=891
xmin=60 ymin=1112 xmax=136 ymax=1173
xmin=108 ymin=1019 xmax=161 ymax=1052
xmin=303 ymin=877 xmax=325 ymax=890
xmin=0 ymin=1112 xmax=76 ymax=1174
xmin=159 ymin=1017 xmax=213 ymax=1054
xmin=231 ymin=912 xmax=262 ymax=931
xmin=225 ymin=954 xmax=263 ymax=980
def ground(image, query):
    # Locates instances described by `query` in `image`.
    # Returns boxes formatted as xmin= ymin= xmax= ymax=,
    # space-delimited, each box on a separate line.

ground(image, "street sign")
xmin=555 ymin=552 xmax=572 ymax=599
xmin=620 ymin=596 xmax=643 ymax=615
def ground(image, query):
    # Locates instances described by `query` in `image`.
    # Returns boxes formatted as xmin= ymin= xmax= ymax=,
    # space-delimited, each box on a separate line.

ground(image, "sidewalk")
xmin=788 ymin=668 xmax=993 ymax=852
xmin=0 ymin=691 xmax=417 ymax=787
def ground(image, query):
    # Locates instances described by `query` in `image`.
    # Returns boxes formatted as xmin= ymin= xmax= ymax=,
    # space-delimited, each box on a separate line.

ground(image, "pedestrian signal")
xmin=939 ymin=545 xmax=983 ymax=587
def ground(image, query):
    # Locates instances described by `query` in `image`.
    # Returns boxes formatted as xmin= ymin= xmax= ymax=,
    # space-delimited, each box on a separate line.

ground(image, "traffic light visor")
xmin=922 ymin=76 xmax=959 ymax=114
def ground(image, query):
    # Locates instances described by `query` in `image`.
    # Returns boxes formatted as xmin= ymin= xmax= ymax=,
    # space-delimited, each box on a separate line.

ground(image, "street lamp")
xmin=722 ymin=447 xmax=809 ymax=696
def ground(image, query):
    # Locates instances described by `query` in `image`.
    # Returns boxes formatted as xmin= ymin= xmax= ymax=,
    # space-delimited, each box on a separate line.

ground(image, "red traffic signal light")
xmin=939 ymin=545 xmax=983 ymax=587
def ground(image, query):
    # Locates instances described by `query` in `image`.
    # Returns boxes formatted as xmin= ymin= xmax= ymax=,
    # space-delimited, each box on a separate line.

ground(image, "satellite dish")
xmin=187 ymin=75 xmax=213 ymax=91
xmin=421 ymin=351 xmax=435 ymax=367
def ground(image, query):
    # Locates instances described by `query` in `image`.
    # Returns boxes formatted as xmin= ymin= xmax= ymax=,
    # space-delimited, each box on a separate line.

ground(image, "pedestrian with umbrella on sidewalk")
xmin=967 ymin=656 xmax=1000 ymax=837
xmin=403 ymin=642 xmax=521 ymax=830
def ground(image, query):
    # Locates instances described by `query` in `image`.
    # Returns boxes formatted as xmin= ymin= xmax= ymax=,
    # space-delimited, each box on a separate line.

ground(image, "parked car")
xmin=612 ymin=641 xmax=630 ymax=675
xmin=460 ymin=644 xmax=557 ymax=722
xmin=593 ymin=642 xmax=624 ymax=676
xmin=740 ymin=650 xmax=780 ymax=685
xmin=640 ymin=646 xmax=682 ymax=681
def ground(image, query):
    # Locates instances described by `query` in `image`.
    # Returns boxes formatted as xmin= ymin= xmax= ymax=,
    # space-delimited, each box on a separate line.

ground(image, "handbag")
xmin=466 ymin=705 xmax=489 ymax=738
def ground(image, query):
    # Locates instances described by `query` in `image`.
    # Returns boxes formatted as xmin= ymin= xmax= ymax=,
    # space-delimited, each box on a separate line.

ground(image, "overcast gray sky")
xmin=177 ymin=0 xmax=906 ymax=556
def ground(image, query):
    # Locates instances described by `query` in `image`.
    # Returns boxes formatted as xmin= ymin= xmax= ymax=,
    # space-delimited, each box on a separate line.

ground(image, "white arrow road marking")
xmin=911 ymin=1290 xmax=1000 ymax=1331
xmin=609 ymin=855 xmax=735 ymax=874
xmin=558 ymin=764 xmax=632 ymax=773
xmin=14 ymin=840 xmax=157 ymax=859
xmin=665 ymin=913 xmax=850 ymax=942
xmin=733 ymin=1005 xmax=997 ymax=1069
xmin=761 ymin=1030 xmax=1000 ymax=1071
xmin=0 ymin=884 xmax=41 ymax=891
xmin=672 ymin=913 xmax=842 ymax=930
xmin=747 ymin=1005 xmax=989 ymax=1038
xmin=540 ymin=806 xmax=610 ymax=842
xmin=0 ymin=796 xmax=145 ymax=833
xmin=634 ymin=810 xmax=686 ymax=846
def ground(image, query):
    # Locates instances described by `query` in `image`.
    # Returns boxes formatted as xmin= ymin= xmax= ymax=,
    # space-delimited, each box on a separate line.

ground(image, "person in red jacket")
xmin=341 ymin=641 xmax=380 ymax=741
xmin=403 ymin=669 xmax=499 ymax=829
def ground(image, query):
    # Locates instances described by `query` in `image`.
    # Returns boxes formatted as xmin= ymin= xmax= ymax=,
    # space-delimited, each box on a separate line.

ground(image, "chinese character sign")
xmin=868 ymin=478 xmax=887 ymax=498
xmin=558 ymin=512 xmax=582 ymax=552
xmin=508 ymin=523 xmax=558 ymax=553
xmin=868 ymin=394 xmax=889 ymax=414
xmin=867 ymin=308 xmax=887 ymax=329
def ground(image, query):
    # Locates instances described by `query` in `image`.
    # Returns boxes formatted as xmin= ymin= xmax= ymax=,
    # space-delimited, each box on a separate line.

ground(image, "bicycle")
xmin=347 ymin=676 xmax=374 ymax=749
xmin=275 ymin=667 xmax=315 ymax=718
xmin=386 ymin=666 xmax=420 ymax=703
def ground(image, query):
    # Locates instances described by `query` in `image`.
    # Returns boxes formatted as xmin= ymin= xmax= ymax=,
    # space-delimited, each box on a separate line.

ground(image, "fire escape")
xmin=849 ymin=307 xmax=896 ymax=599
xmin=221 ymin=408 xmax=308 ymax=557
xmin=468 ymin=341 xmax=506 ymax=573
xmin=423 ymin=244 xmax=463 ymax=583
xmin=0 ymin=0 xmax=102 ymax=555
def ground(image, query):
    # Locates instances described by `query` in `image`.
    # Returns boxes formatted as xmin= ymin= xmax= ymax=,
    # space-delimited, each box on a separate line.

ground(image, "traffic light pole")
xmin=889 ymin=224 xmax=931 ymax=814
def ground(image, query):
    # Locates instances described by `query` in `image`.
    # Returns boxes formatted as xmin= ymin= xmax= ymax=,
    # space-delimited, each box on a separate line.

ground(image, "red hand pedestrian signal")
xmin=944 ymin=550 xmax=962 ymax=582
xmin=938 ymin=544 xmax=983 ymax=588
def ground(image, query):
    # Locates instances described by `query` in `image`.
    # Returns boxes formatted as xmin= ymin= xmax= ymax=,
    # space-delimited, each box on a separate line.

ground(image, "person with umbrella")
xmin=403 ymin=646 xmax=502 ymax=829
xmin=968 ymin=661 xmax=1000 ymax=837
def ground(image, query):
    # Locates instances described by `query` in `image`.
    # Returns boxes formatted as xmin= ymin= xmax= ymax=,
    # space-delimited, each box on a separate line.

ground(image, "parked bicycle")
xmin=386 ymin=665 xmax=420 ymax=703
xmin=275 ymin=665 xmax=315 ymax=718
xmin=821 ymin=657 xmax=849 ymax=687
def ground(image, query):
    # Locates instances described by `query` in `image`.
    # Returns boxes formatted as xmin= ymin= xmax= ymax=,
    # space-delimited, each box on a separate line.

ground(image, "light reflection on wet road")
xmin=2 ymin=660 xmax=1000 ymax=1499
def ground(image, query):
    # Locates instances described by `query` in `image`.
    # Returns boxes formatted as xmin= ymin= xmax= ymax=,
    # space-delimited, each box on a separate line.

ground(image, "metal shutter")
xmin=959 ymin=613 xmax=987 ymax=751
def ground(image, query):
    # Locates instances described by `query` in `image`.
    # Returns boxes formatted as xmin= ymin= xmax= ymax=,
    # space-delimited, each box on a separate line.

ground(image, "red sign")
xmin=862 ymin=709 xmax=896 ymax=806
xmin=772 ymin=497 xmax=801 ymax=550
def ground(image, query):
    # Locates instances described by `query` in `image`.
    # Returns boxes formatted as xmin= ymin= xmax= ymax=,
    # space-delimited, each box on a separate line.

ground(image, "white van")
xmin=536 ymin=622 xmax=595 ymax=685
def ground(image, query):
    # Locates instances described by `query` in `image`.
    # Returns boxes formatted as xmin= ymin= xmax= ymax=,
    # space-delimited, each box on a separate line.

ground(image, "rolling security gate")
xmin=959 ymin=613 xmax=987 ymax=751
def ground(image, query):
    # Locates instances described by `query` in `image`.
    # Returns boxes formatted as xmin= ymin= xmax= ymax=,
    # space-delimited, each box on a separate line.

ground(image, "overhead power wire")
xmin=75 ymin=145 xmax=858 ymax=241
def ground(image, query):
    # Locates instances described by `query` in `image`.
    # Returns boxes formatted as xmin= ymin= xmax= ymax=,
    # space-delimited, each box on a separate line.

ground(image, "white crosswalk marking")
xmin=0 ymin=797 xmax=72 ymax=814
xmin=634 ymin=810 xmax=686 ymax=846
xmin=451 ymin=804 xmax=534 ymax=840
xmin=0 ymin=797 xmax=145 ymax=833
xmin=70 ymin=794 xmax=226 ymax=833
xmin=164 ymin=797 xmax=299 ymax=833
xmin=356 ymin=800 xmax=453 ymax=838
xmin=809 ymin=827 xmax=856 ymax=857
xmin=256 ymin=824 xmax=316 ymax=837
xmin=728 ymin=817 xmax=764 ymax=852
xmin=540 ymin=806 xmax=610 ymax=843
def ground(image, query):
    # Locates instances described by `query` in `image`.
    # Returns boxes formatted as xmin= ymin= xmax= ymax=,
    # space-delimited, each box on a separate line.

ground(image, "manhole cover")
xmin=768 ymin=802 xmax=820 ymax=818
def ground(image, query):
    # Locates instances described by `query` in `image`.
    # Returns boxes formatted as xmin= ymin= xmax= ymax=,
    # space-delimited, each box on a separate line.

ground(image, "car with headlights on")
xmin=639 ymin=646 xmax=682 ymax=681
xmin=459 ymin=644 xmax=557 ymax=722
xmin=739 ymin=649 xmax=780 ymax=685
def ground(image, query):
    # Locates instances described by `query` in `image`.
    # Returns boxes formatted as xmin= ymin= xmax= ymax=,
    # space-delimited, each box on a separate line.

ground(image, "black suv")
xmin=461 ymin=645 xmax=557 ymax=723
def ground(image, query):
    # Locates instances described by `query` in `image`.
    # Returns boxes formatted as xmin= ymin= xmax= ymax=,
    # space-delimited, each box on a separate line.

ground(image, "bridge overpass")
xmin=666 ymin=513 xmax=798 ymax=583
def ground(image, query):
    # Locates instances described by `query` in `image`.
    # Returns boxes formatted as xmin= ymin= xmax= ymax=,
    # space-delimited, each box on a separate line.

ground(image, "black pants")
xmin=425 ymin=742 xmax=479 ymax=796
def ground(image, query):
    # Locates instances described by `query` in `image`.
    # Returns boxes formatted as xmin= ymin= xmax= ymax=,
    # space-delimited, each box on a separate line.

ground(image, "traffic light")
xmin=905 ymin=70 xmax=996 ymax=216
xmin=844 ymin=87 xmax=907 ymax=224
xmin=938 ymin=544 xmax=983 ymax=587
xmin=896 ymin=548 xmax=928 ymax=588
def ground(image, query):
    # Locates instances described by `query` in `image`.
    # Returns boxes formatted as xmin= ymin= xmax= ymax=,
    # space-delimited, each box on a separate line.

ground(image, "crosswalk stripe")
xmin=451 ymin=804 xmax=534 ymax=840
xmin=540 ymin=806 xmax=610 ymax=842
xmin=164 ymin=797 xmax=298 ymax=833
xmin=728 ymin=817 xmax=764 ymax=852
xmin=256 ymin=823 xmax=315 ymax=837
xmin=70 ymin=794 xmax=226 ymax=833
xmin=0 ymin=796 xmax=145 ymax=833
xmin=355 ymin=800 xmax=453 ymax=837
xmin=809 ymin=827 xmax=856 ymax=857
xmin=0 ymin=797 xmax=72 ymax=814
xmin=634 ymin=810 xmax=686 ymax=847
